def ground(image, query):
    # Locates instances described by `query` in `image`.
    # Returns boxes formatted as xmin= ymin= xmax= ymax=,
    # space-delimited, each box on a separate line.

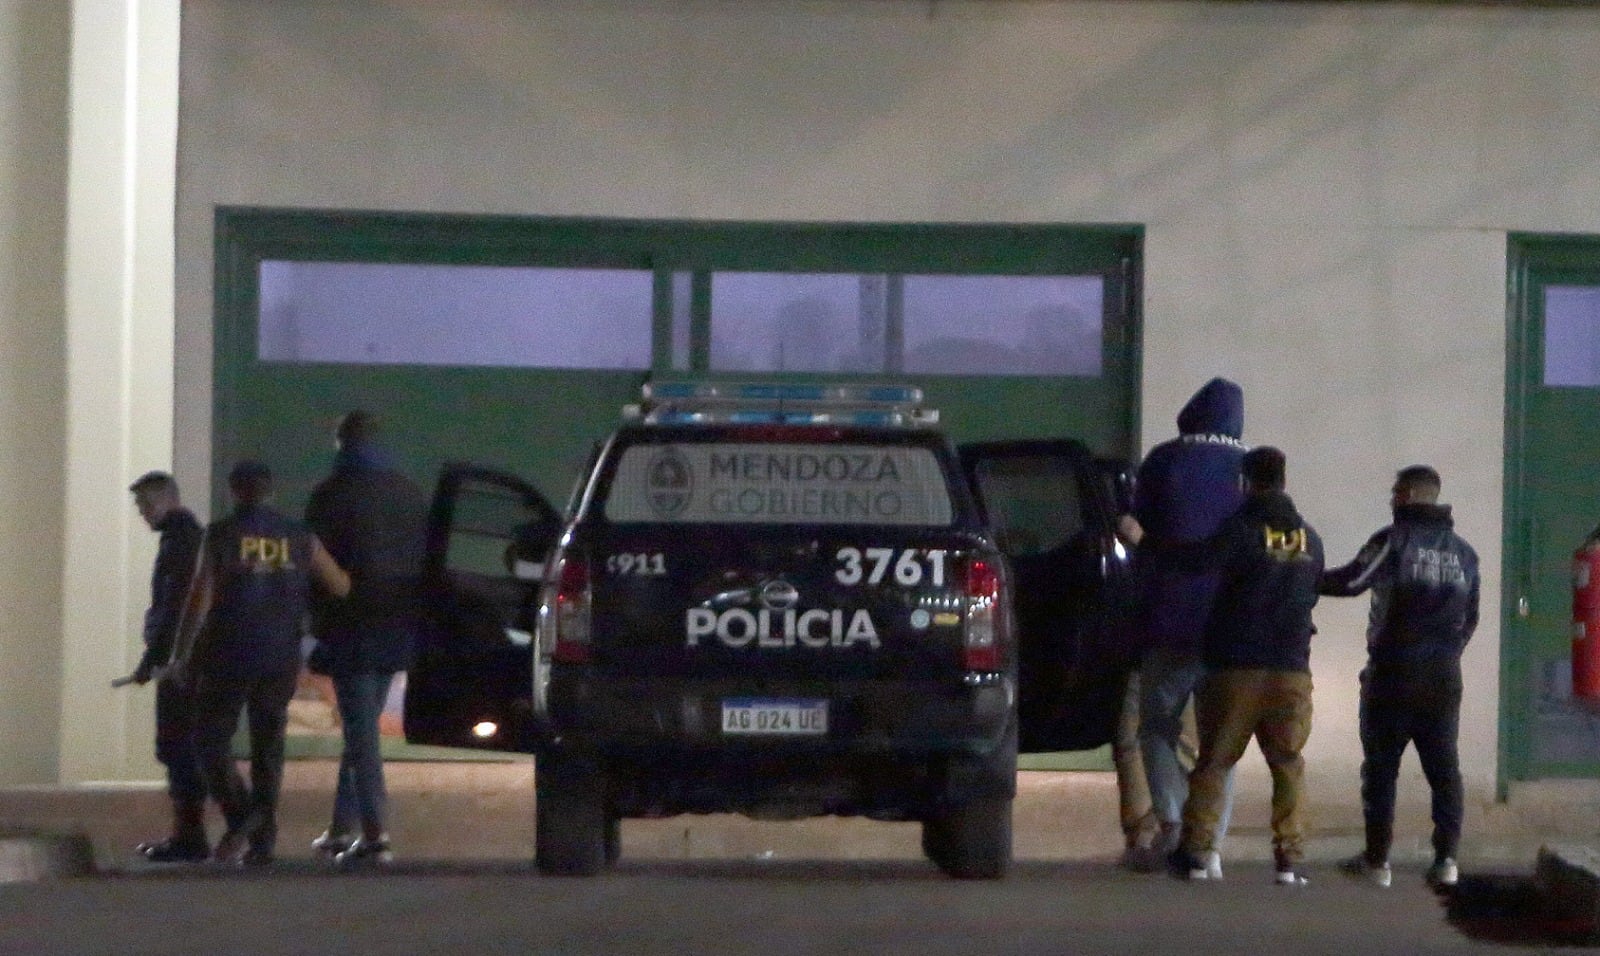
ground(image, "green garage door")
xmin=1504 ymin=235 xmax=1600 ymax=789
xmin=214 ymin=211 xmax=1143 ymax=512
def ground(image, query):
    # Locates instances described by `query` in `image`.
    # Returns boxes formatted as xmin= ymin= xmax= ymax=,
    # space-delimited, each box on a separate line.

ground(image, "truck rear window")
xmin=603 ymin=442 xmax=955 ymax=526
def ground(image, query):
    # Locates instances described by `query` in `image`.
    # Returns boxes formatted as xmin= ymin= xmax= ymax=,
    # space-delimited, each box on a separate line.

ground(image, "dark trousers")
xmin=1359 ymin=658 xmax=1464 ymax=864
xmin=155 ymin=677 xmax=206 ymax=806
xmin=193 ymin=669 xmax=299 ymax=849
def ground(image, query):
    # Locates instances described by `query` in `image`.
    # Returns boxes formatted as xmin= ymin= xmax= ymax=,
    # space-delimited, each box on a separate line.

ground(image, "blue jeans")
xmin=331 ymin=671 xmax=396 ymax=837
xmin=1138 ymin=647 xmax=1234 ymax=845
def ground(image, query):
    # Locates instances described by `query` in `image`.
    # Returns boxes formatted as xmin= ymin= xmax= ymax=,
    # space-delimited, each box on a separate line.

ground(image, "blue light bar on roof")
xmin=631 ymin=380 xmax=938 ymax=428
xmin=643 ymin=381 xmax=923 ymax=406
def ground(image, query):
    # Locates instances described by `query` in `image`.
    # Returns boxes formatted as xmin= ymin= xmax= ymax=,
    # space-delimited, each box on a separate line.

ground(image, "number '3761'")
xmin=834 ymin=547 xmax=947 ymax=587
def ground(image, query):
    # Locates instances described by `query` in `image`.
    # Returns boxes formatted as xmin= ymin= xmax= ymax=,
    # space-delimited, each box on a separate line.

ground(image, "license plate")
xmin=720 ymin=698 xmax=829 ymax=736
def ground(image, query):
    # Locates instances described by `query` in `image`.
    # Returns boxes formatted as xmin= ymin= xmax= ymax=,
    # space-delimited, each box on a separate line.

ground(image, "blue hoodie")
xmin=1132 ymin=377 xmax=1247 ymax=654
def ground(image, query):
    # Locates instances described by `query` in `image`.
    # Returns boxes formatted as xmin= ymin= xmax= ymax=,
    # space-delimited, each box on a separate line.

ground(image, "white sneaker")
xmin=1275 ymin=867 xmax=1308 ymax=886
xmin=1339 ymin=854 xmax=1391 ymax=888
xmin=1426 ymin=857 xmax=1459 ymax=889
xmin=1188 ymin=850 xmax=1223 ymax=881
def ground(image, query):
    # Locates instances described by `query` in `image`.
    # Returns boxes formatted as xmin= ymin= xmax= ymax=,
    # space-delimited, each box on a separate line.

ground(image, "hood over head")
xmin=1176 ymin=377 xmax=1244 ymax=439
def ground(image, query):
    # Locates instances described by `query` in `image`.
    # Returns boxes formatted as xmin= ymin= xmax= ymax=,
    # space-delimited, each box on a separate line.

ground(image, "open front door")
xmin=404 ymin=464 xmax=561 ymax=754
xmin=959 ymin=440 xmax=1135 ymax=754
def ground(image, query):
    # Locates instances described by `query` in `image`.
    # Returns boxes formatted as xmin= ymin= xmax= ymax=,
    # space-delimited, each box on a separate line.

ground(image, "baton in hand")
xmin=110 ymin=673 xmax=140 ymax=689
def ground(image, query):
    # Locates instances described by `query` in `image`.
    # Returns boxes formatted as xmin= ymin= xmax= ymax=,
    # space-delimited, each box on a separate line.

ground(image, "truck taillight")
xmin=961 ymin=556 xmax=1001 ymax=672
xmin=553 ymin=554 xmax=592 ymax=664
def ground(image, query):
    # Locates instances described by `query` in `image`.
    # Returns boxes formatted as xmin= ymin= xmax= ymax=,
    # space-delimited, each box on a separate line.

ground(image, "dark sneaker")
xmin=1339 ymin=853 xmax=1392 ymax=887
xmin=1274 ymin=849 xmax=1308 ymax=886
xmin=311 ymin=830 xmax=354 ymax=859
xmin=335 ymin=835 xmax=393 ymax=866
xmin=213 ymin=811 xmax=268 ymax=865
xmin=139 ymin=837 xmax=210 ymax=863
xmin=1166 ymin=848 xmax=1219 ymax=881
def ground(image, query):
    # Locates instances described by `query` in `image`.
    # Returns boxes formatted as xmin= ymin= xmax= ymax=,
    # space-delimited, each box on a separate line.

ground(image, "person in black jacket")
xmin=172 ymin=460 xmax=350 ymax=865
xmin=1172 ymin=446 xmax=1324 ymax=886
xmin=128 ymin=471 xmax=206 ymax=862
xmin=305 ymin=410 xmax=429 ymax=865
xmin=1321 ymin=465 xmax=1479 ymax=890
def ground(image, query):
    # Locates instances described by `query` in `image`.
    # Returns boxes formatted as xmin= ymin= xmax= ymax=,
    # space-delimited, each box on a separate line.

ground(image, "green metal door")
xmin=1504 ymin=236 xmax=1600 ymax=787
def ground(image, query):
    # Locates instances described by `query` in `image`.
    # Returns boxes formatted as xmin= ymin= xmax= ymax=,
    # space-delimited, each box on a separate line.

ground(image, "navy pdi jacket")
xmin=1132 ymin=378 xmax=1248 ymax=655
xmin=1201 ymin=491 xmax=1324 ymax=673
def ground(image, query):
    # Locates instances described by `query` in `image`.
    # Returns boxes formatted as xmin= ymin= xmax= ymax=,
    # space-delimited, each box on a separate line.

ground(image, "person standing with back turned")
xmin=1321 ymin=465 xmax=1479 ymax=890
xmin=305 ymin=410 xmax=429 ymax=865
xmin=127 ymin=471 xmax=207 ymax=862
xmin=173 ymin=460 xmax=350 ymax=865
xmin=1170 ymin=447 xmax=1323 ymax=887
xmin=1128 ymin=377 xmax=1246 ymax=871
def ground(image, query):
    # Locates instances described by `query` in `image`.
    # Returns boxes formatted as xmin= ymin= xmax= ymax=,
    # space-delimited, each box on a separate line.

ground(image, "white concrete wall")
xmin=60 ymin=0 xmax=181 ymax=785
xmin=0 ymin=0 xmax=179 ymax=786
xmin=0 ymin=0 xmax=69 ymax=785
xmin=171 ymin=0 xmax=1600 ymax=799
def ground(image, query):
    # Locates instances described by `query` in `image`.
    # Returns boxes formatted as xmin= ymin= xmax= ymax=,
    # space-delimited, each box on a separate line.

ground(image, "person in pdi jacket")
xmin=1126 ymin=377 xmax=1247 ymax=863
xmin=172 ymin=460 xmax=350 ymax=866
xmin=1319 ymin=465 xmax=1480 ymax=890
xmin=1170 ymin=446 xmax=1323 ymax=886
xmin=304 ymin=410 xmax=429 ymax=865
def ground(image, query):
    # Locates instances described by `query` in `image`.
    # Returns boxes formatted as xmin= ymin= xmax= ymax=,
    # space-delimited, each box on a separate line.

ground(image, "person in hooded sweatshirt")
xmin=1126 ymin=377 xmax=1247 ymax=869
xmin=1320 ymin=465 xmax=1479 ymax=891
xmin=1169 ymin=447 xmax=1323 ymax=887
xmin=305 ymin=410 xmax=429 ymax=865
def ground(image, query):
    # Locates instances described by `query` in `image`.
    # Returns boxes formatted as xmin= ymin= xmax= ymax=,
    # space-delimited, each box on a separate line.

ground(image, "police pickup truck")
xmin=404 ymin=383 xmax=1133 ymax=878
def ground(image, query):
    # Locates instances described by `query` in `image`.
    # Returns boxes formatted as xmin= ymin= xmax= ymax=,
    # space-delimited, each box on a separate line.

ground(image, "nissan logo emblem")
xmin=759 ymin=579 xmax=800 ymax=610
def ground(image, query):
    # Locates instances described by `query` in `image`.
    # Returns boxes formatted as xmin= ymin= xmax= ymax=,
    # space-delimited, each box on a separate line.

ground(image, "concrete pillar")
xmin=60 ymin=0 xmax=180 ymax=784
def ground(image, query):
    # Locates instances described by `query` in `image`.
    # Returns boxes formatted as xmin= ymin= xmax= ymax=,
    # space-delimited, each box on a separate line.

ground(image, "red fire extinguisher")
xmin=1573 ymin=533 xmax=1600 ymax=700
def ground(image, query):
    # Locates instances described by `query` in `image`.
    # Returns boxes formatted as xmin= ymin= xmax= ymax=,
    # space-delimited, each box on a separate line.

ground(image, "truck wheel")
xmin=603 ymin=814 xmax=622 ymax=868
xmin=920 ymin=819 xmax=948 ymax=869
xmin=930 ymin=797 xmax=1012 ymax=879
xmin=535 ymin=753 xmax=608 ymax=876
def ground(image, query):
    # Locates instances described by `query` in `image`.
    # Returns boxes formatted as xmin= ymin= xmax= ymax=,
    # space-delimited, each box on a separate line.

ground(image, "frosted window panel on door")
xmin=903 ymin=275 xmax=1103 ymax=377
xmin=711 ymin=273 xmax=879 ymax=373
xmin=258 ymin=261 xmax=653 ymax=369
xmin=1545 ymin=285 xmax=1600 ymax=388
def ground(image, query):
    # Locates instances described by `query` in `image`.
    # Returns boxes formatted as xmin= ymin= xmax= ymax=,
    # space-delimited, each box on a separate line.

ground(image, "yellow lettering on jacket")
xmin=239 ymin=536 xmax=296 ymax=569
xmin=1263 ymin=527 xmax=1308 ymax=561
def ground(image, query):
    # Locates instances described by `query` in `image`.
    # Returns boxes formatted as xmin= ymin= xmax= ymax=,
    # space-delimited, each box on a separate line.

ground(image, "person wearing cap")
xmin=170 ymin=459 xmax=350 ymax=865
xmin=1321 ymin=465 xmax=1479 ymax=891
xmin=127 ymin=471 xmax=206 ymax=862
xmin=304 ymin=410 xmax=428 ymax=865
xmin=1168 ymin=446 xmax=1324 ymax=887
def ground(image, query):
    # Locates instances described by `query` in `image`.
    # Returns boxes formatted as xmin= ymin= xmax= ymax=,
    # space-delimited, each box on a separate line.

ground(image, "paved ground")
xmin=1 ymin=762 xmax=1597 ymax=953
xmin=0 ymin=856 xmax=1578 ymax=955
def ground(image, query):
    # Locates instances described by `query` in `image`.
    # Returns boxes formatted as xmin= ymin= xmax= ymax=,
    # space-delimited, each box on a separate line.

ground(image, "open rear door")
xmin=958 ymin=440 xmax=1135 ymax=753
xmin=404 ymin=464 xmax=561 ymax=754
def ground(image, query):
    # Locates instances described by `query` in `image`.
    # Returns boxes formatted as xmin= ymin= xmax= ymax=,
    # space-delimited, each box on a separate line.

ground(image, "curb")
xmin=1534 ymin=844 xmax=1600 ymax=942
xmin=0 ymin=829 xmax=96 ymax=883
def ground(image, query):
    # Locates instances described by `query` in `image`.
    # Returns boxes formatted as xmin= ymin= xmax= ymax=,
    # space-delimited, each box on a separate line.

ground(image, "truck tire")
xmin=929 ymin=797 xmax=1012 ymax=879
xmin=535 ymin=753 xmax=608 ymax=876
xmin=603 ymin=814 xmax=622 ymax=868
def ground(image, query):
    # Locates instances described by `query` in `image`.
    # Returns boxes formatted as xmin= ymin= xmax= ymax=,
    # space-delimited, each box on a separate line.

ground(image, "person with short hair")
xmin=1321 ymin=465 xmax=1480 ymax=890
xmin=1170 ymin=447 xmax=1323 ymax=886
xmin=305 ymin=410 xmax=429 ymax=865
xmin=127 ymin=471 xmax=206 ymax=862
xmin=172 ymin=460 xmax=350 ymax=865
